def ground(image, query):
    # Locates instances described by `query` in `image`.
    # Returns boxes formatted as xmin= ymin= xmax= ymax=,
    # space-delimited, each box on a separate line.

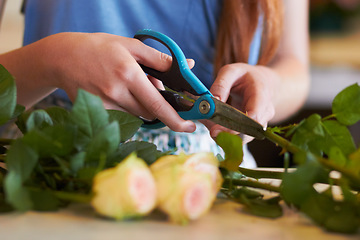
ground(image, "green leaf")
xmin=5 ymin=139 xmax=38 ymax=179
xmin=322 ymin=120 xmax=356 ymax=156
xmin=242 ymin=196 xmax=283 ymax=219
xmin=77 ymin=167 xmax=98 ymax=182
xmin=228 ymin=187 xmax=263 ymax=200
xmin=216 ymin=132 xmax=243 ymax=171
xmin=328 ymin=146 xmax=347 ymax=167
xmin=26 ymin=109 xmax=54 ymax=131
xmin=301 ymin=192 xmax=359 ymax=234
xmin=111 ymin=141 xmax=160 ymax=166
xmin=4 ymin=172 xmax=32 ymax=211
xmin=85 ymin=121 xmax=120 ymax=162
xmin=29 ymin=189 xmax=60 ymax=211
xmin=348 ymin=147 xmax=360 ymax=174
xmin=4 ymin=139 xmax=38 ymax=211
xmin=22 ymin=125 xmax=75 ymax=158
xmin=17 ymin=107 xmax=71 ymax=134
xmin=291 ymin=114 xmax=324 ymax=156
xmin=12 ymin=104 xmax=25 ymax=119
xmin=69 ymin=152 xmax=86 ymax=175
xmin=332 ymin=83 xmax=360 ymax=126
xmin=0 ymin=64 xmax=17 ymax=125
xmin=70 ymin=89 xmax=109 ymax=147
xmin=15 ymin=111 xmax=31 ymax=134
xmin=281 ymin=155 xmax=328 ymax=207
xmin=225 ymin=187 xmax=282 ymax=219
xmin=107 ymin=110 xmax=143 ymax=142
xmin=45 ymin=106 xmax=71 ymax=125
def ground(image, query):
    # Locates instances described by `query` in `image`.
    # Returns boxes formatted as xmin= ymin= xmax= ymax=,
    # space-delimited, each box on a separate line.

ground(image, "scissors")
xmin=134 ymin=29 xmax=266 ymax=140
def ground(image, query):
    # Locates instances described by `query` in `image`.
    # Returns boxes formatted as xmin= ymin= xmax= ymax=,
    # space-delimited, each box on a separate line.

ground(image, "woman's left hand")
xmin=202 ymin=63 xmax=280 ymax=144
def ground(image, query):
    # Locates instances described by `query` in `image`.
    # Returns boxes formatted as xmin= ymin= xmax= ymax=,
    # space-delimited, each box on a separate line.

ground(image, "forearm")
xmin=268 ymin=54 xmax=310 ymax=124
xmin=0 ymin=38 xmax=57 ymax=109
xmin=267 ymin=0 xmax=310 ymax=124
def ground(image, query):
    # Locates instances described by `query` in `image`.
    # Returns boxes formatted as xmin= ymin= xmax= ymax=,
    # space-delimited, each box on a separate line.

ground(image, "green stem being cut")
xmin=264 ymin=128 xmax=360 ymax=186
xmin=223 ymin=178 xmax=281 ymax=193
xmin=238 ymin=167 xmax=284 ymax=180
xmin=264 ymin=129 xmax=300 ymax=154
xmin=0 ymin=138 xmax=12 ymax=146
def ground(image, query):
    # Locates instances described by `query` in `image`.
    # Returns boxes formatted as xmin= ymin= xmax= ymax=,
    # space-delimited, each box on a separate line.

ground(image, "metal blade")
xmin=209 ymin=97 xmax=266 ymax=140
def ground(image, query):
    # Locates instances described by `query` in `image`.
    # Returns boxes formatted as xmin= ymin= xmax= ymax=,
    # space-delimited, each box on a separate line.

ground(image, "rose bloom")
xmin=151 ymin=152 xmax=223 ymax=224
xmin=91 ymin=153 xmax=157 ymax=220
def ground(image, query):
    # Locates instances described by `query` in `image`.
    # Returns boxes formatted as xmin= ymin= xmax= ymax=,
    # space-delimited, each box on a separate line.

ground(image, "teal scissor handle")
xmin=134 ymin=29 xmax=212 ymax=96
xmin=134 ymin=29 xmax=216 ymax=129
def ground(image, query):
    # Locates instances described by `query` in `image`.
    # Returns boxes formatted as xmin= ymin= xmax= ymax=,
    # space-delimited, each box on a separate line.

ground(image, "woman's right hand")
xmin=0 ymin=32 xmax=196 ymax=132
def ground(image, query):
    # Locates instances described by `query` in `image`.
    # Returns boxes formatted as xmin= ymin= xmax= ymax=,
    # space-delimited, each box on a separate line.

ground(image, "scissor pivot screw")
xmin=199 ymin=100 xmax=211 ymax=114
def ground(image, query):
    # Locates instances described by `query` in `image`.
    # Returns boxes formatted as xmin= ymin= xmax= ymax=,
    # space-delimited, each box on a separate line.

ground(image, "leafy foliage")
xmin=218 ymin=83 xmax=360 ymax=234
xmin=332 ymin=83 xmax=360 ymax=126
xmin=216 ymin=132 xmax=243 ymax=171
xmin=0 ymin=65 xmax=359 ymax=234
xmin=0 ymin=65 xmax=165 ymax=212
xmin=0 ymin=65 xmax=17 ymax=125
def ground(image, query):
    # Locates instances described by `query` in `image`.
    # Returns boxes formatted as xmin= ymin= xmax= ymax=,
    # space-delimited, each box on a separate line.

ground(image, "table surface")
xmin=0 ymin=196 xmax=359 ymax=240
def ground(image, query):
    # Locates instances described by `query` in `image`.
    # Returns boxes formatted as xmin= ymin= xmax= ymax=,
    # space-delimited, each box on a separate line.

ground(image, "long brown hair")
xmin=215 ymin=0 xmax=284 ymax=73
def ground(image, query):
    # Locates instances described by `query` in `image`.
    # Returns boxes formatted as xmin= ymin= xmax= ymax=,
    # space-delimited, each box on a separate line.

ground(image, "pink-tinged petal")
xmin=128 ymin=169 xmax=157 ymax=214
xmin=91 ymin=153 xmax=157 ymax=220
xmin=183 ymin=181 xmax=213 ymax=220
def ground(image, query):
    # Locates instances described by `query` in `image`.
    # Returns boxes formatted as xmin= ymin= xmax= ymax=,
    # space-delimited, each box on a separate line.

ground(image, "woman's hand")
xmin=202 ymin=63 xmax=280 ymax=144
xmin=1 ymin=32 xmax=196 ymax=133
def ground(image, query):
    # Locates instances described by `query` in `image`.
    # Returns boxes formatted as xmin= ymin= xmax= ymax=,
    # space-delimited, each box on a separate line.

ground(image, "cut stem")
xmin=263 ymin=129 xmax=360 ymax=186
xmin=223 ymin=178 xmax=281 ymax=193
xmin=238 ymin=167 xmax=284 ymax=180
xmin=0 ymin=138 xmax=12 ymax=146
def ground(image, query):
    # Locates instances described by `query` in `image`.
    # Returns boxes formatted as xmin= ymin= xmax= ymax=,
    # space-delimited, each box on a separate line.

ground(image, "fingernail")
xmin=211 ymin=129 xmax=221 ymax=138
xmin=184 ymin=121 xmax=196 ymax=133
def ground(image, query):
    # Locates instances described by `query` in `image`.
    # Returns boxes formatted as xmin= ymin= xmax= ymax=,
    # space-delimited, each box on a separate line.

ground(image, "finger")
xmin=187 ymin=59 xmax=195 ymax=69
xmin=127 ymin=65 xmax=196 ymax=133
xmin=130 ymin=40 xmax=195 ymax=72
xmin=200 ymin=120 xmax=239 ymax=139
xmin=129 ymin=40 xmax=173 ymax=72
xmin=146 ymin=59 xmax=194 ymax=90
xmin=148 ymin=75 xmax=165 ymax=90
xmin=102 ymin=89 xmax=155 ymax=119
xmin=209 ymin=124 xmax=238 ymax=139
xmin=243 ymin=91 xmax=275 ymax=129
xmin=210 ymin=65 xmax=248 ymax=102
xmin=239 ymin=133 xmax=255 ymax=145
xmin=199 ymin=119 xmax=216 ymax=132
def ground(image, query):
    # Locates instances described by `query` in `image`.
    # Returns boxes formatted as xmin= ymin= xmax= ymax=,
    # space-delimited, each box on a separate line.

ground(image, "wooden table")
xmin=0 ymin=197 xmax=358 ymax=240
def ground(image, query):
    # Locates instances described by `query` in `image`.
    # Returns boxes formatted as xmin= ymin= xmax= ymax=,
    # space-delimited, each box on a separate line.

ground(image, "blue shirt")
xmin=23 ymin=0 xmax=222 ymax=92
xmin=21 ymin=0 xmax=262 ymax=166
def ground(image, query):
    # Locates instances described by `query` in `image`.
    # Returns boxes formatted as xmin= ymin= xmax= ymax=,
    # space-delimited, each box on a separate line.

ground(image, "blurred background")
xmin=250 ymin=0 xmax=360 ymax=167
xmin=0 ymin=0 xmax=360 ymax=167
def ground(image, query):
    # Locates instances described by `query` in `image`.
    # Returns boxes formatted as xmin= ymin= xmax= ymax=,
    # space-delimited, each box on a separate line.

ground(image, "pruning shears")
xmin=134 ymin=29 xmax=266 ymax=140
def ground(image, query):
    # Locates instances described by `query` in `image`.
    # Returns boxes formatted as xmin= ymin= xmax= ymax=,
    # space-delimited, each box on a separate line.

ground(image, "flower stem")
xmin=0 ymin=138 xmax=12 ymax=146
xmin=322 ymin=114 xmax=336 ymax=121
xmin=223 ymin=178 xmax=281 ymax=193
xmin=238 ymin=167 xmax=284 ymax=180
xmin=263 ymin=129 xmax=360 ymax=186
xmin=53 ymin=190 xmax=92 ymax=203
xmin=264 ymin=129 xmax=300 ymax=153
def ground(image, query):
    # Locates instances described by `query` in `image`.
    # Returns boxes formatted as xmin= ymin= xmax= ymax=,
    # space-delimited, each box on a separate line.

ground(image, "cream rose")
xmin=91 ymin=153 xmax=157 ymax=220
xmin=151 ymin=152 xmax=223 ymax=224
